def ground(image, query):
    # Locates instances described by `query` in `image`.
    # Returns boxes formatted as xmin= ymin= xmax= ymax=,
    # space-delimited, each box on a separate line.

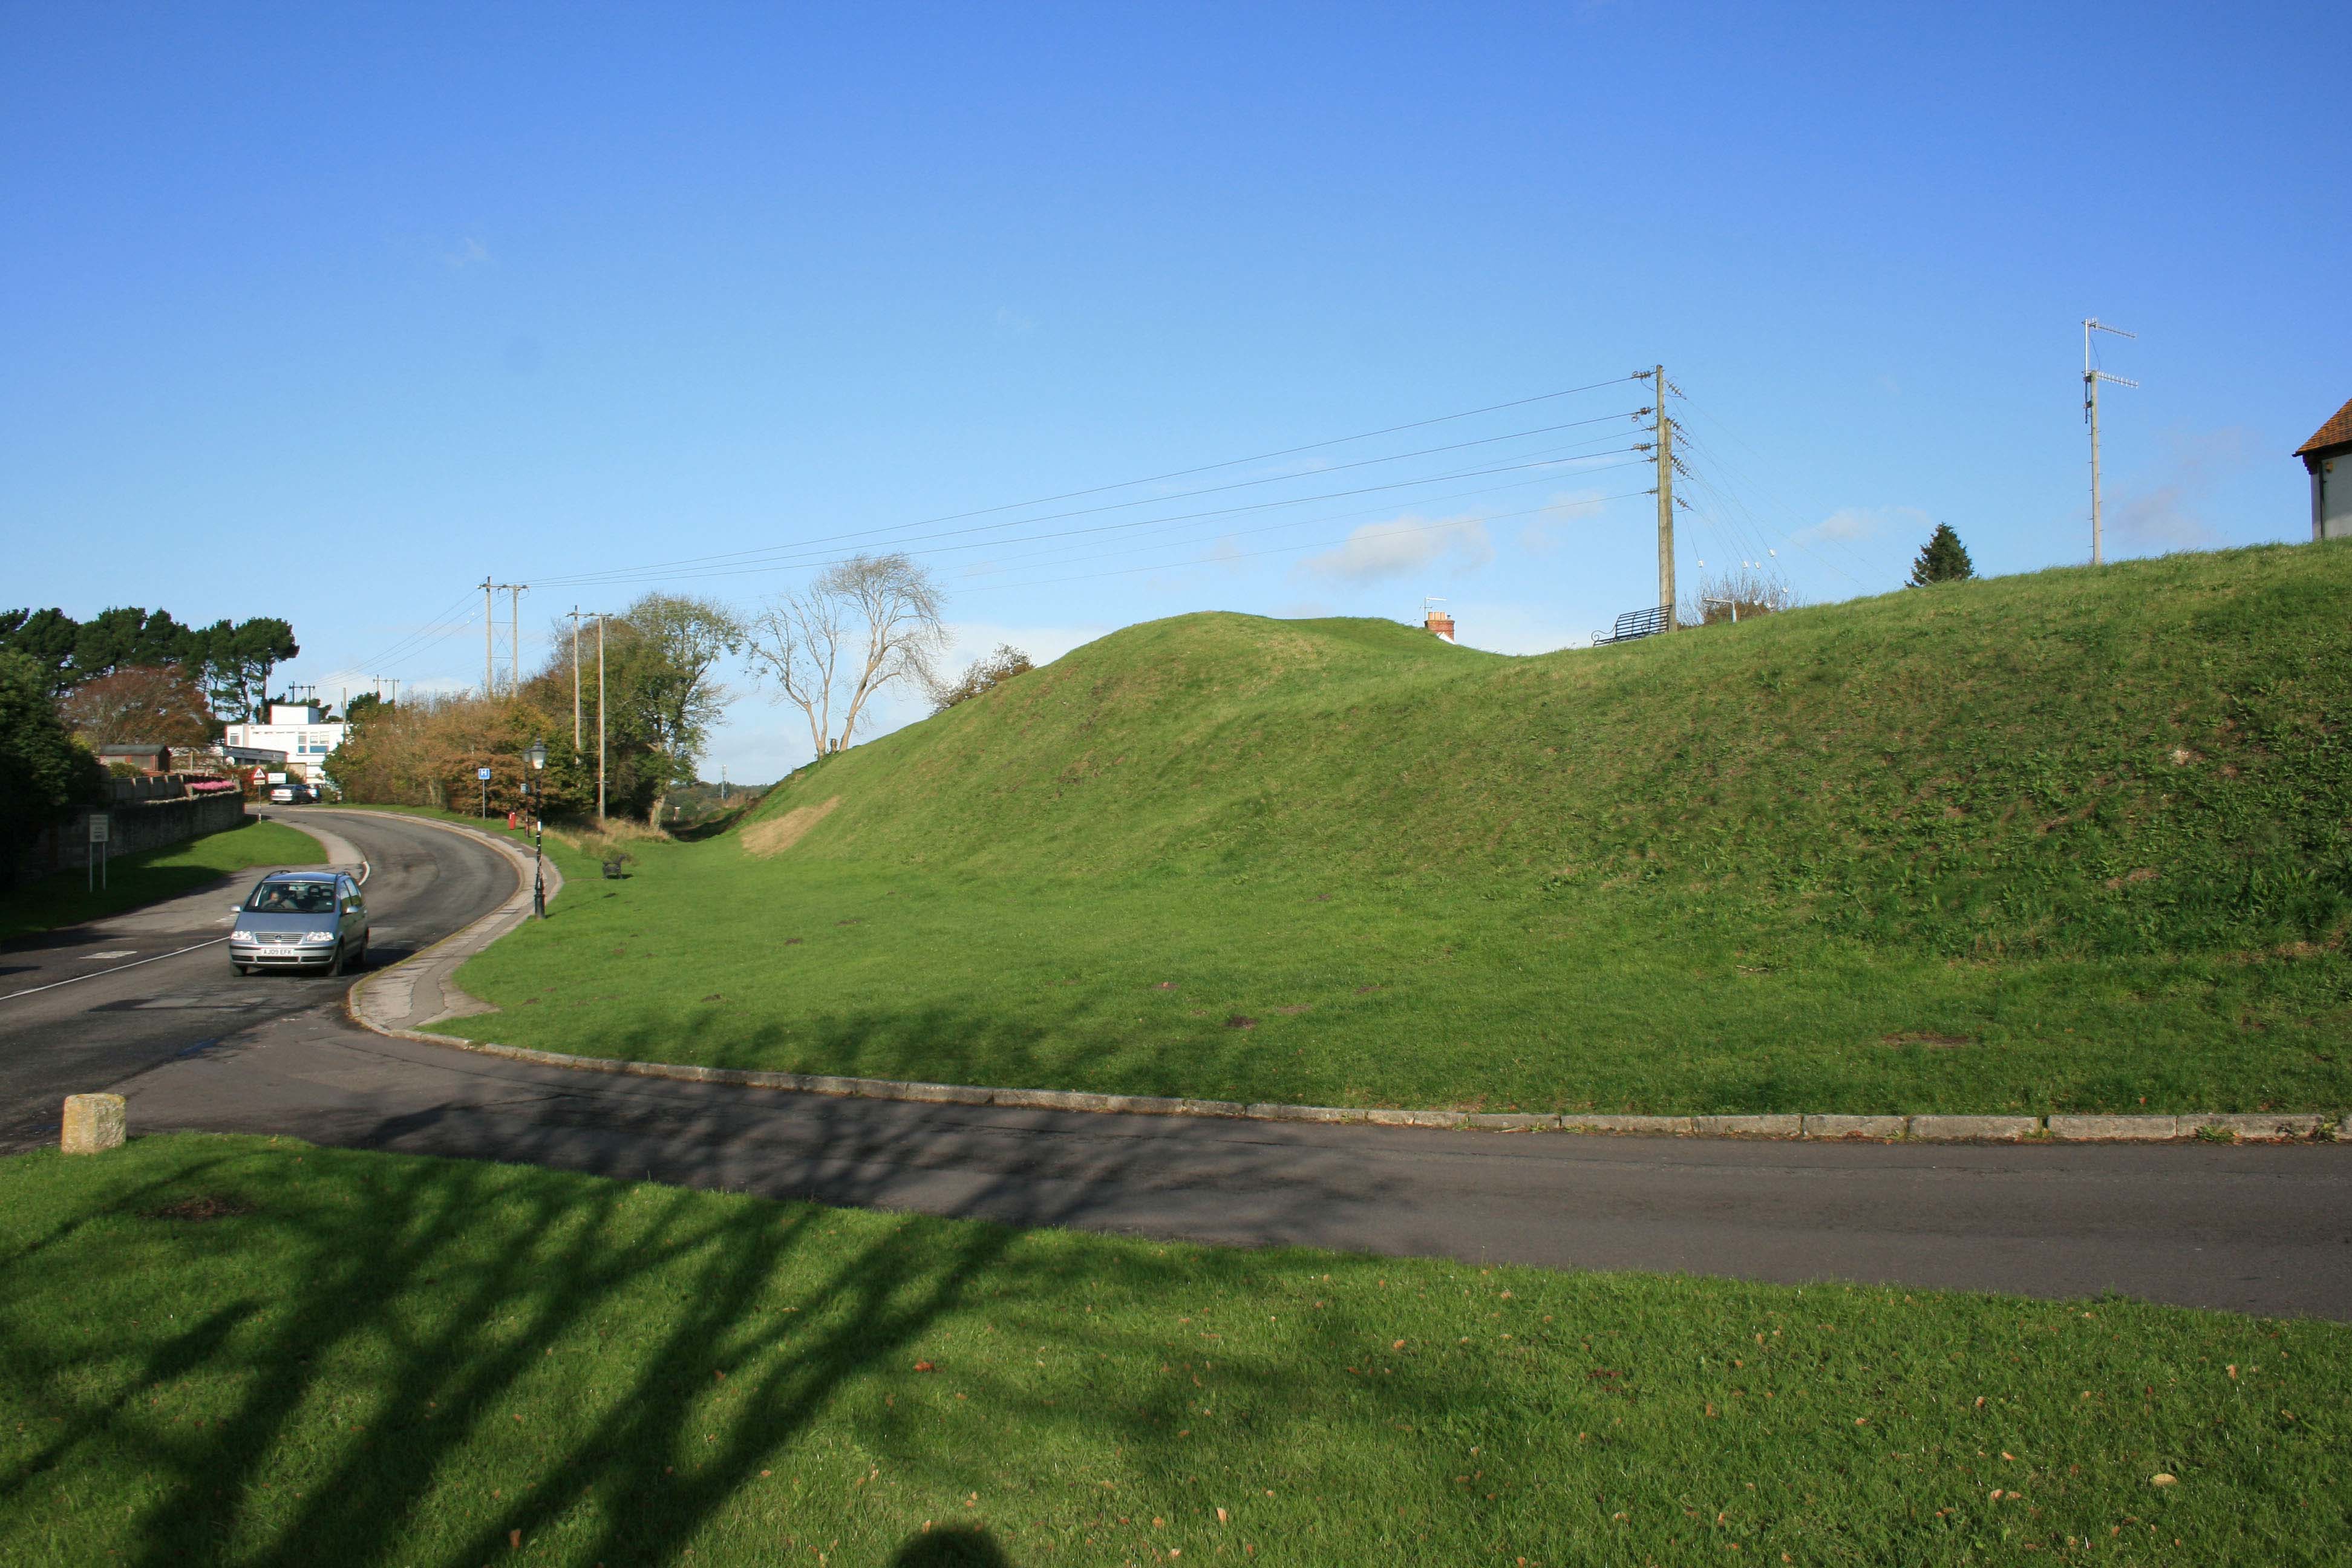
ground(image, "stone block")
xmin=2181 ymin=1113 xmax=2328 ymax=1143
xmin=1694 ymin=1114 xmax=1802 ymax=1138
xmin=1250 ymin=1103 xmax=1367 ymax=1123
xmin=2047 ymin=1115 xmax=2183 ymax=1142
xmin=1802 ymin=1114 xmax=1909 ymax=1140
xmin=1909 ymin=1115 xmax=2040 ymax=1142
xmin=1178 ymin=1099 xmax=1249 ymax=1119
xmin=893 ymin=1081 xmax=995 ymax=1105
xmin=1466 ymin=1113 xmax=1562 ymax=1131
xmin=1365 ymin=1108 xmax=1465 ymax=1129
xmin=1560 ymin=1114 xmax=1693 ymax=1136
xmin=60 ymin=1094 xmax=126 ymax=1154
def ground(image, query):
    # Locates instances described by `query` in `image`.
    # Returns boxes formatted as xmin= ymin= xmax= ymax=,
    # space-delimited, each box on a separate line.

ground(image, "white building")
xmin=223 ymin=702 xmax=347 ymax=785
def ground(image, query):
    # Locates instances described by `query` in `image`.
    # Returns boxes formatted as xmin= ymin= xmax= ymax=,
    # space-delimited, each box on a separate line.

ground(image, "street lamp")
xmin=526 ymin=737 xmax=547 ymax=920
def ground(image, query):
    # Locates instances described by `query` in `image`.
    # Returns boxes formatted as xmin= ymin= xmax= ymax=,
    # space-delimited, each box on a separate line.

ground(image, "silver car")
xmin=229 ymin=872 xmax=370 ymax=976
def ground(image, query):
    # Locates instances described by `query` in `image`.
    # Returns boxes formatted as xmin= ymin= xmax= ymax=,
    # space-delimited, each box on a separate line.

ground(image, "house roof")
xmin=2296 ymin=396 xmax=2352 ymax=457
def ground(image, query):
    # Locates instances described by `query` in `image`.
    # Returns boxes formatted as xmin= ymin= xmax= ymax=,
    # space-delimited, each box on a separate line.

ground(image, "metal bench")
xmin=1591 ymin=604 xmax=1673 ymax=645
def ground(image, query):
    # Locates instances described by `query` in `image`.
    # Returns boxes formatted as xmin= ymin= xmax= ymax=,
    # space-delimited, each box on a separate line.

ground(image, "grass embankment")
xmin=0 ymin=817 xmax=323 ymax=944
xmin=4 ymin=1136 xmax=2343 ymax=1565
xmin=440 ymin=544 xmax=2352 ymax=1116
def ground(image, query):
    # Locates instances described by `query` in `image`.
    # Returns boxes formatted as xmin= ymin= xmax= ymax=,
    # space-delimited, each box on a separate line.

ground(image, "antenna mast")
xmin=2083 ymin=319 xmax=2140 ymax=566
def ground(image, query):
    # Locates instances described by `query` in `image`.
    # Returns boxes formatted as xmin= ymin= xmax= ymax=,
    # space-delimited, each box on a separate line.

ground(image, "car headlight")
xmin=231 ymin=929 xmax=255 ymax=943
xmin=299 ymin=930 xmax=336 ymax=944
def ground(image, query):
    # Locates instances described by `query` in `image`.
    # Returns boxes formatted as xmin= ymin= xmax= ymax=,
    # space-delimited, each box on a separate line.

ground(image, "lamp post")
xmin=526 ymin=736 xmax=547 ymax=920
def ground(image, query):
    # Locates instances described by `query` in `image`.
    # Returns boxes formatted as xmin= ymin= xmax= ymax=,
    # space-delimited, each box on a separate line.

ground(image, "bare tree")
xmin=746 ymin=554 xmax=947 ymax=757
xmin=1679 ymin=566 xmax=1799 ymax=629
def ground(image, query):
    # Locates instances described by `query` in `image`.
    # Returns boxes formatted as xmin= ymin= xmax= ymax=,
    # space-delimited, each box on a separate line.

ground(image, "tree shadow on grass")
xmin=1 ymin=1087 xmax=1437 ymax=1567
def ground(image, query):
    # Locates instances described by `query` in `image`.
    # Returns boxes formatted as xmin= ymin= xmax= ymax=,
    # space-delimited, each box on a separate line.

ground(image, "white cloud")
xmin=445 ymin=237 xmax=491 ymax=270
xmin=2110 ymin=426 xmax=2253 ymax=551
xmin=1295 ymin=512 xmax=1493 ymax=584
xmin=1518 ymin=488 xmax=1618 ymax=554
xmin=1794 ymin=504 xmax=1931 ymax=547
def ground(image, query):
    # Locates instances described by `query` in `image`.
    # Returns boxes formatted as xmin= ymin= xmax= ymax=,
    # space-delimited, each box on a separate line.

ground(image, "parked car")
xmin=267 ymin=782 xmax=316 ymax=804
xmin=228 ymin=871 xmax=369 ymax=976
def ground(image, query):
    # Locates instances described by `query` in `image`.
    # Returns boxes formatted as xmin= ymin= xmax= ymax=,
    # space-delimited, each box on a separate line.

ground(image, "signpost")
xmin=478 ymin=765 xmax=492 ymax=818
xmin=87 ymin=812 xmax=110 ymax=892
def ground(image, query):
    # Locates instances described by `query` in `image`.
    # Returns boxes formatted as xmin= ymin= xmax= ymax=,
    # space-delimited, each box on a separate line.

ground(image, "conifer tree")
xmin=1908 ymin=523 xmax=1975 ymax=586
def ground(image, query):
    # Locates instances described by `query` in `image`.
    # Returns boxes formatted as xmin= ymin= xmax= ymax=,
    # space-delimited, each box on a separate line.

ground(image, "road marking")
xmin=0 ymin=939 xmax=226 ymax=1003
xmin=88 ymin=950 xmax=138 ymax=959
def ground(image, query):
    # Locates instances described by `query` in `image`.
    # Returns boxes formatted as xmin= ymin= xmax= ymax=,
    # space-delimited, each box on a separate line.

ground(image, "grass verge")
xmin=4 ymin=1136 xmax=2344 ymax=1565
xmin=0 ymin=817 xmax=324 ymax=944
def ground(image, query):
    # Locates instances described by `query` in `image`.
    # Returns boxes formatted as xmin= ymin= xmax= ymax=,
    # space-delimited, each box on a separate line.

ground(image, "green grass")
xmin=0 ymin=817 xmax=324 ymax=944
xmin=428 ymin=544 xmax=2352 ymax=1115
xmin=4 ymin=1135 xmax=2344 ymax=1565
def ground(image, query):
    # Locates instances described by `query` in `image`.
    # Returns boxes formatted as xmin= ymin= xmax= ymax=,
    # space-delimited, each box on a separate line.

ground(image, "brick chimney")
xmin=1423 ymin=608 xmax=1455 ymax=642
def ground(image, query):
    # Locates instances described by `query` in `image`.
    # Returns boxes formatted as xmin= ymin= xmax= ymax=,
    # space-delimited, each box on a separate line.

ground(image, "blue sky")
xmin=4 ymin=2 xmax=2344 ymax=781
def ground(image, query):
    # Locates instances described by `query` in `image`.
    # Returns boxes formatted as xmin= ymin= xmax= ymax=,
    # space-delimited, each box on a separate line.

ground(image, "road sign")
xmin=87 ymin=812 xmax=109 ymax=844
xmin=477 ymin=766 xmax=493 ymax=781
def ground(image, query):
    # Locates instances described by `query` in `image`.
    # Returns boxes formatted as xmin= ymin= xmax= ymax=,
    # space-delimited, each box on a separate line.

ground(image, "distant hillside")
xmin=743 ymin=543 xmax=2352 ymax=960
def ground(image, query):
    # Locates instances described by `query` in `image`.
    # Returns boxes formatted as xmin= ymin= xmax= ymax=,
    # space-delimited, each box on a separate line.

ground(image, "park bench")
xmin=1591 ymin=604 xmax=1671 ymax=645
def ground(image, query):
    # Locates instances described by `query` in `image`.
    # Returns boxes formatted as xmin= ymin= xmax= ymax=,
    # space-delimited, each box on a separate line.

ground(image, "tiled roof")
xmin=2296 ymin=396 xmax=2352 ymax=456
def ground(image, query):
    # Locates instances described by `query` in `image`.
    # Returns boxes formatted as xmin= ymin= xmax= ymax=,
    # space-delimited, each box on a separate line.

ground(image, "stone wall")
xmin=14 ymin=793 xmax=249 ymax=878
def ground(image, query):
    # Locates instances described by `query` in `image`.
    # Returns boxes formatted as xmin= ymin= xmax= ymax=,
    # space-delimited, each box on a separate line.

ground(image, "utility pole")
xmin=2083 ymin=319 xmax=2139 ymax=566
xmin=569 ymin=606 xmax=583 ymax=748
xmin=482 ymin=578 xmax=494 ymax=697
xmin=1653 ymin=364 xmax=1677 ymax=629
xmin=595 ymin=612 xmax=608 ymax=821
xmin=506 ymin=584 xmax=527 ymax=691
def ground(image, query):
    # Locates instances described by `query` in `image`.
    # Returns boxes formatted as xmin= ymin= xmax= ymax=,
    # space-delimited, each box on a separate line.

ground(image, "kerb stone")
xmin=2048 ymin=1115 xmax=2183 ymax=1142
xmin=1560 ymin=1114 xmax=1693 ymax=1136
xmin=1802 ymin=1114 xmax=1910 ymax=1140
xmin=61 ymin=1094 xmax=126 ymax=1155
xmin=1250 ymin=1103 xmax=1367 ymax=1123
xmin=1694 ymin=1114 xmax=1802 ymax=1138
xmin=2182 ymin=1113 xmax=2328 ymax=1142
xmin=1910 ymin=1115 xmax=2040 ymax=1142
xmin=1466 ymin=1113 xmax=1561 ymax=1131
xmin=1365 ymin=1108 xmax=1465 ymax=1129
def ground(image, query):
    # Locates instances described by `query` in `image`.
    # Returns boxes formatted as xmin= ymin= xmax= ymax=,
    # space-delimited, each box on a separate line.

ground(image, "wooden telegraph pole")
xmin=569 ymin=607 xmax=583 ymax=748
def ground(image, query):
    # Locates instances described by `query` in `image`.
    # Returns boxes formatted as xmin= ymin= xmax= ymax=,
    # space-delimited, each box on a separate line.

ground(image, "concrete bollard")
xmin=60 ymin=1094 xmax=126 ymax=1154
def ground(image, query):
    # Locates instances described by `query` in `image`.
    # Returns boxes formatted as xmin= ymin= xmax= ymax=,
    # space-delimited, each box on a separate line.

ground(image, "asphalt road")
xmin=5 ymin=806 xmax=2350 ymax=1321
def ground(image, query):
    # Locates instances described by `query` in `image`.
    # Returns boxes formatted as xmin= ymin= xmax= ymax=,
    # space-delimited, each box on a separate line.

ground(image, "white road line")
xmin=0 ymin=939 xmax=226 ymax=1003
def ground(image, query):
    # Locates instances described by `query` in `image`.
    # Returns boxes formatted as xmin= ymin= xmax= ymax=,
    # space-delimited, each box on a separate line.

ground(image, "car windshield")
xmin=247 ymin=881 xmax=338 ymax=915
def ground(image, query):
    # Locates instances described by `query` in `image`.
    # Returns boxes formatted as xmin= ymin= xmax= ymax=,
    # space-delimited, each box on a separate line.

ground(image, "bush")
xmin=927 ymin=644 xmax=1034 ymax=713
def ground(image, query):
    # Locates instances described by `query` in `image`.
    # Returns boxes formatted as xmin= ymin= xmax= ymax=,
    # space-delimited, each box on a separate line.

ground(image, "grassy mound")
xmin=4 ymin=1135 xmax=2344 ymax=1564
xmin=443 ymin=543 xmax=2352 ymax=1114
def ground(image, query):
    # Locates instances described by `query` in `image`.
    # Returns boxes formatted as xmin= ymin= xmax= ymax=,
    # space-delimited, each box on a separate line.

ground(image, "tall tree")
xmin=59 ymin=666 xmax=224 ymax=748
xmin=0 ymin=651 xmax=102 ymax=884
xmin=746 ymin=553 xmax=947 ymax=757
xmin=1908 ymin=524 xmax=1976 ymax=586
xmin=0 ymin=609 xmax=84 ymax=696
xmin=612 ymin=594 xmax=742 ymax=822
xmin=194 ymin=617 xmax=300 ymax=719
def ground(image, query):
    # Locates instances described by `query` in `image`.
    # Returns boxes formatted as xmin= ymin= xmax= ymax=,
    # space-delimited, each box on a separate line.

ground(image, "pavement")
xmin=5 ymin=805 xmax=2350 ymax=1321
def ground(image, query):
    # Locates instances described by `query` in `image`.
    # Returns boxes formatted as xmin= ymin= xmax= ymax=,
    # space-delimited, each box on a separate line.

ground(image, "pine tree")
xmin=1909 ymin=523 xmax=1975 ymax=586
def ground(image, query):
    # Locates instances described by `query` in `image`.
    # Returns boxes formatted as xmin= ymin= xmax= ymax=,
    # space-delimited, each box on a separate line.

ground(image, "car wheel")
xmin=234 ymin=964 xmax=251 ymax=976
xmin=325 ymin=941 xmax=345 ymax=978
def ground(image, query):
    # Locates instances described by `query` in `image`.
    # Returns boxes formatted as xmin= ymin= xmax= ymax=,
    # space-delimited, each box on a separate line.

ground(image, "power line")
xmin=531 ymin=408 xmax=1647 ymax=592
xmin=527 ymin=376 xmax=1647 ymax=590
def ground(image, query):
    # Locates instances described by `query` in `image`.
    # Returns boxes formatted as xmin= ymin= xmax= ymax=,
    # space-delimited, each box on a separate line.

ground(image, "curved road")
xmin=4 ymin=806 xmax=2348 ymax=1321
